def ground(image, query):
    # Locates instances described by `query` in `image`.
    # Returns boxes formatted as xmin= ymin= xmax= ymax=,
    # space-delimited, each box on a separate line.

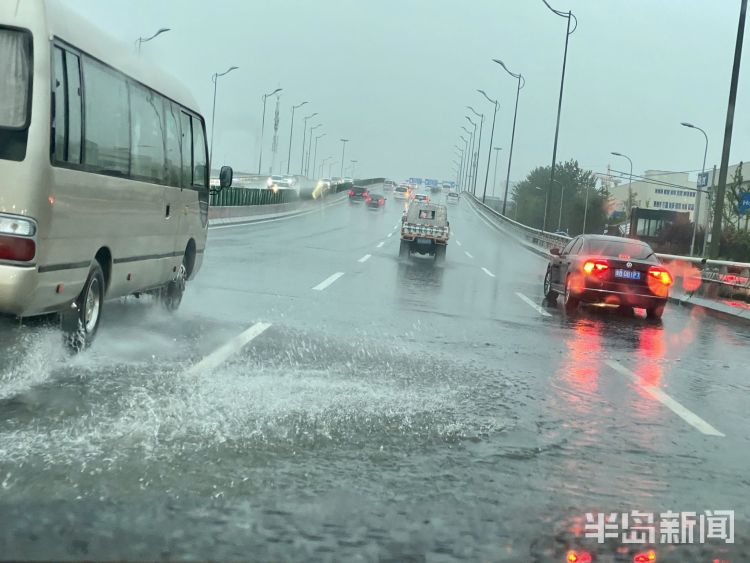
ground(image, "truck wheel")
xmin=161 ymin=262 xmax=187 ymax=312
xmin=399 ymin=240 xmax=410 ymax=259
xmin=62 ymin=261 xmax=105 ymax=352
xmin=435 ymin=245 xmax=446 ymax=264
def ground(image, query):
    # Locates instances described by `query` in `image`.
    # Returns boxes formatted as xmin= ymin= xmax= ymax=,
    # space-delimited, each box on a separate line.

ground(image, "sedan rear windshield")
xmin=368 ymin=193 xmax=383 ymax=199
xmin=0 ymin=28 xmax=32 ymax=129
xmin=395 ymin=187 xmax=407 ymax=192
xmin=584 ymin=239 xmax=655 ymax=261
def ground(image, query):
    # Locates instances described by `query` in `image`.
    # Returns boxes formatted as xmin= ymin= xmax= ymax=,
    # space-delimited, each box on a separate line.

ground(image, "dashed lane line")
xmin=515 ymin=292 xmax=552 ymax=317
xmin=358 ymin=254 xmax=372 ymax=263
xmin=312 ymin=272 xmax=345 ymax=291
xmin=481 ymin=267 xmax=496 ymax=278
xmin=184 ymin=322 xmax=272 ymax=377
xmin=605 ymin=360 xmax=725 ymax=437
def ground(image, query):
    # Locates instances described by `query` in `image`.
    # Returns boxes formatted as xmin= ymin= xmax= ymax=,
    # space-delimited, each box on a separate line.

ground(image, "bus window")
xmin=52 ymin=47 xmax=66 ymax=162
xmin=191 ymin=116 xmax=207 ymax=189
xmin=180 ymin=112 xmax=192 ymax=188
xmin=83 ymin=57 xmax=130 ymax=176
xmin=129 ymin=82 xmax=165 ymax=184
xmin=164 ymin=101 xmax=181 ymax=187
xmin=65 ymin=51 xmax=82 ymax=164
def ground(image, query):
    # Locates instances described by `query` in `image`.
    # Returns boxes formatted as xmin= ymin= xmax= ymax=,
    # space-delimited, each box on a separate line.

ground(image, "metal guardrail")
xmin=466 ymin=192 xmax=750 ymax=304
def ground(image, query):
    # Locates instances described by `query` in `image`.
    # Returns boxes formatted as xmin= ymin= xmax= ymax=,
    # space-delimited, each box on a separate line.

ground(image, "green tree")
xmin=723 ymin=161 xmax=744 ymax=229
xmin=511 ymin=160 xmax=605 ymax=235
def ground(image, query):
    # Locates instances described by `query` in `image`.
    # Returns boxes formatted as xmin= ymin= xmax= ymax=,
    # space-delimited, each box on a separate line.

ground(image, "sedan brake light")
xmin=348 ymin=190 xmax=354 ymax=196
xmin=648 ymin=266 xmax=673 ymax=286
xmin=566 ymin=550 xmax=592 ymax=563
xmin=582 ymin=259 xmax=609 ymax=275
xmin=379 ymin=198 xmax=385 ymax=205
xmin=633 ymin=550 xmax=656 ymax=562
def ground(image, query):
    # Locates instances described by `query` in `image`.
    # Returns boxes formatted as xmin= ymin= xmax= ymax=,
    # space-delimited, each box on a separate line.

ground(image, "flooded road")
xmin=1 ymin=193 xmax=749 ymax=561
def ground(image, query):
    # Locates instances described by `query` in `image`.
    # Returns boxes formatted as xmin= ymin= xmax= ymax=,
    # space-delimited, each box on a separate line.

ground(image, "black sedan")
xmin=364 ymin=192 xmax=385 ymax=210
xmin=348 ymin=186 xmax=369 ymax=203
xmin=543 ymin=235 xmax=673 ymax=319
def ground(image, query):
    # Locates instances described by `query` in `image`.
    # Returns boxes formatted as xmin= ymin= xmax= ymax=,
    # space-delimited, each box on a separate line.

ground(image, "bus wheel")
xmin=161 ymin=263 xmax=186 ymax=312
xmin=62 ymin=262 xmax=105 ymax=352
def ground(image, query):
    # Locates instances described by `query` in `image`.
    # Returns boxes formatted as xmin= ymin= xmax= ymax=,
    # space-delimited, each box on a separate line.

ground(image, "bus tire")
xmin=161 ymin=261 xmax=187 ymax=312
xmin=62 ymin=261 xmax=105 ymax=352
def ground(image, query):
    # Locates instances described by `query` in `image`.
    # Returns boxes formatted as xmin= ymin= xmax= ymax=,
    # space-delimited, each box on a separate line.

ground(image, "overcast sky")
xmin=62 ymin=0 xmax=750 ymax=186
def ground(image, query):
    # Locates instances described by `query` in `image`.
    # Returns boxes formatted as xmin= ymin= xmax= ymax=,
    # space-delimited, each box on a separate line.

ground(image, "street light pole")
xmin=464 ymin=118 xmax=477 ymax=194
xmin=300 ymin=112 xmax=318 ymax=175
xmin=711 ymin=0 xmax=747 ymax=258
xmin=136 ymin=27 xmax=170 ymax=54
xmin=312 ymin=132 xmax=325 ymax=179
xmin=339 ymin=139 xmax=349 ymax=177
xmin=536 ymin=187 xmax=549 ymax=231
xmin=582 ymin=183 xmax=590 ymax=234
xmin=611 ymin=151 xmax=634 ymax=220
xmin=467 ymin=107 xmax=484 ymax=196
xmin=493 ymin=59 xmax=525 ymax=215
xmin=306 ymin=124 xmax=322 ymax=176
xmin=287 ymin=101 xmax=308 ymax=175
xmin=454 ymin=145 xmax=465 ymax=190
xmin=461 ymin=128 xmax=473 ymax=192
xmin=553 ymin=178 xmax=565 ymax=232
xmin=258 ymin=87 xmax=282 ymax=174
xmin=477 ymin=90 xmax=499 ymax=203
xmin=542 ymin=1 xmax=577 ymax=204
xmin=350 ymin=160 xmax=358 ymax=177
xmin=459 ymin=135 xmax=469 ymax=191
xmin=491 ymin=147 xmax=502 ymax=199
xmin=329 ymin=160 xmax=338 ymax=178
xmin=209 ymin=65 xmax=238 ymax=172
xmin=681 ymin=122 xmax=709 ymax=256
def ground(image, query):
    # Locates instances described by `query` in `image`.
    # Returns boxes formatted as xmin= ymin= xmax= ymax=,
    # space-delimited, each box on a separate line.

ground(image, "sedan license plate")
xmin=614 ymin=268 xmax=641 ymax=280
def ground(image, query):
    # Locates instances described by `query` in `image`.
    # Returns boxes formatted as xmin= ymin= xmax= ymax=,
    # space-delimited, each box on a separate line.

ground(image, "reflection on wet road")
xmin=1 ymin=191 xmax=749 ymax=561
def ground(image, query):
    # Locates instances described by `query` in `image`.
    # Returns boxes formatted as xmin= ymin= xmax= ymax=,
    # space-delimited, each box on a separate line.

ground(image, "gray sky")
xmin=62 ymin=0 xmax=750 ymax=185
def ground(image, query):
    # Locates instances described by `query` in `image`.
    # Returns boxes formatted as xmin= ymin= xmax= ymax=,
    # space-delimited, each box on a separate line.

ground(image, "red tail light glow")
xmin=379 ymin=198 xmax=385 ymax=205
xmin=633 ymin=550 xmax=656 ymax=562
xmin=648 ymin=266 xmax=673 ymax=286
xmin=348 ymin=190 xmax=354 ymax=196
xmin=583 ymin=259 xmax=609 ymax=275
xmin=566 ymin=550 xmax=592 ymax=563
xmin=0 ymin=235 xmax=36 ymax=262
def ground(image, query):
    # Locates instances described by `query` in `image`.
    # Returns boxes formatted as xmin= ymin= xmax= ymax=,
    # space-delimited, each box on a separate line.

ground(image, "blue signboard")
xmin=697 ymin=172 xmax=709 ymax=189
xmin=739 ymin=192 xmax=750 ymax=215
xmin=425 ymin=178 xmax=438 ymax=187
xmin=408 ymin=177 xmax=423 ymax=185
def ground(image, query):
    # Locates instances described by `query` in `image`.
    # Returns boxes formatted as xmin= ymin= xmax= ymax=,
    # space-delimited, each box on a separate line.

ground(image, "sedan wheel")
xmin=647 ymin=303 xmax=665 ymax=320
xmin=563 ymin=276 xmax=579 ymax=313
xmin=543 ymin=268 xmax=557 ymax=304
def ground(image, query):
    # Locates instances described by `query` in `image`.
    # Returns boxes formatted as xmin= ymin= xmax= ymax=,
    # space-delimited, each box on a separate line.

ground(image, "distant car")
xmin=266 ymin=175 xmax=291 ymax=192
xmin=365 ymin=192 xmax=385 ymax=210
xmin=394 ymin=185 xmax=409 ymax=200
xmin=384 ymin=180 xmax=396 ymax=191
xmin=411 ymin=193 xmax=429 ymax=204
xmin=543 ymin=235 xmax=673 ymax=319
xmin=348 ymin=185 xmax=369 ymax=203
xmin=430 ymin=184 xmax=441 ymax=194
xmin=447 ymin=192 xmax=459 ymax=204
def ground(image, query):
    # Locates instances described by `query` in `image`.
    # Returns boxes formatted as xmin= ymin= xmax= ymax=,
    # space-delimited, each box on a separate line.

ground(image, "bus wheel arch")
xmin=183 ymin=239 xmax=197 ymax=280
xmin=95 ymin=247 xmax=112 ymax=293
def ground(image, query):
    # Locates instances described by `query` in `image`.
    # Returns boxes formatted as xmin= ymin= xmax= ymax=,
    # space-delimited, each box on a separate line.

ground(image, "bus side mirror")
xmin=219 ymin=166 xmax=233 ymax=189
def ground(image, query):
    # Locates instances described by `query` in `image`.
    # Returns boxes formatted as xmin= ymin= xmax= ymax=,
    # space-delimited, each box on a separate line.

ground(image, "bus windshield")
xmin=0 ymin=28 xmax=32 ymax=129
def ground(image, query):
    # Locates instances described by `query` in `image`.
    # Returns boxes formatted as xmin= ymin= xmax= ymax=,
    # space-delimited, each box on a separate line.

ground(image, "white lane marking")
xmin=358 ymin=254 xmax=372 ymax=263
xmin=184 ymin=322 xmax=272 ymax=377
xmin=312 ymin=272 xmax=345 ymax=291
xmin=605 ymin=360 xmax=725 ymax=437
xmin=464 ymin=251 xmax=474 ymax=259
xmin=515 ymin=292 xmax=552 ymax=317
xmin=456 ymin=240 xmax=462 ymax=247
xmin=387 ymin=232 xmax=394 ymax=238
xmin=481 ymin=267 xmax=496 ymax=278
xmin=376 ymin=241 xmax=385 ymax=248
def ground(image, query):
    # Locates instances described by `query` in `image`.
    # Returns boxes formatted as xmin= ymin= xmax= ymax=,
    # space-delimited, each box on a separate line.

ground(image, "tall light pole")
xmin=461 ymin=130 xmax=474 ymax=191
xmin=491 ymin=147 xmax=502 ymax=199
xmin=681 ymin=122 xmax=709 ymax=256
xmin=477 ymin=90 xmax=499 ymax=203
xmin=493 ymin=59 xmax=525 ymax=215
xmin=287 ymin=101 xmax=308 ymax=175
xmin=312 ymin=132 xmax=326 ymax=179
xmin=320 ymin=156 xmax=331 ymax=178
xmin=467 ymin=109 xmax=483 ymax=195
xmin=258 ymin=87 xmax=282 ymax=174
xmin=454 ymin=145 xmax=465 ymax=189
xmin=536 ymin=186 xmax=549 ymax=231
xmin=710 ymin=0 xmax=747 ymax=258
xmin=329 ymin=160 xmax=338 ymax=178
xmin=463 ymin=120 xmax=476 ymax=194
xmin=209 ymin=65 xmax=238 ymax=172
xmin=459 ymin=135 xmax=470 ymax=191
xmin=300 ymin=112 xmax=318 ymax=175
xmin=350 ymin=159 xmax=358 ymax=177
xmin=542 ymin=0 xmax=577 ymax=205
xmin=136 ymin=27 xmax=170 ymax=54
xmin=306 ymin=124 xmax=322 ymax=176
xmin=611 ymin=151 xmax=634 ymax=220
xmin=339 ymin=139 xmax=350 ymax=177
xmin=553 ymin=178 xmax=565 ymax=232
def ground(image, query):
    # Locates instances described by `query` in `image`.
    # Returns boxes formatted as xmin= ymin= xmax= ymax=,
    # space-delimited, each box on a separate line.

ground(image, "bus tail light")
xmin=0 ymin=235 xmax=36 ymax=262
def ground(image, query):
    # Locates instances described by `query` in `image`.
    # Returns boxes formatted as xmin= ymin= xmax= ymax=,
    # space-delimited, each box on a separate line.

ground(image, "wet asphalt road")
xmin=1 ymin=188 xmax=749 ymax=562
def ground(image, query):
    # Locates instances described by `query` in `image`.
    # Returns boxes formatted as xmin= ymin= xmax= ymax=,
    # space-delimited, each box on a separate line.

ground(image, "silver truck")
xmin=399 ymin=203 xmax=450 ymax=262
